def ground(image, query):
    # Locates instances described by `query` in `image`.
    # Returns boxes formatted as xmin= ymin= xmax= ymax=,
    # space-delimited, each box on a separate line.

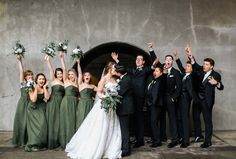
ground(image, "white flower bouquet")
xmin=24 ymin=80 xmax=34 ymax=92
xmin=101 ymin=85 xmax=122 ymax=113
xmin=56 ymin=40 xmax=69 ymax=53
xmin=41 ymin=42 xmax=56 ymax=57
xmin=12 ymin=41 xmax=26 ymax=58
xmin=71 ymin=45 xmax=83 ymax=61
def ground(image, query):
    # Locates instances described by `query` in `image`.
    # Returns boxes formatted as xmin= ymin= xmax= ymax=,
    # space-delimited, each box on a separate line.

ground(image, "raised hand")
xmin=147 ymin=42 xmax=153 ymax=51
xmin=76 ymin=58 xmax=80 ymax=64
xmin=173 ymin=48 xmax=179 ymax=60
xmin=111 ymin=52 xmax=119 ymax=63
xmin=44 ymin=55 xmax=50 ymax=61
xmin=43 ymin=81 xmax=49 ymax=89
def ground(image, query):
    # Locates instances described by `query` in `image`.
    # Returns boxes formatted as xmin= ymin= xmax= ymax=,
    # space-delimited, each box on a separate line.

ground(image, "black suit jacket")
xmin=146 ymin=77 xmax=164 ymax=107
xmin=163 ymin=67 xmax=182 ymax=101
xmin=125 ymin=51 xmax=157 ymax=98
xmin=117 ymin=74 xmax=134 ymax=116
xmin=176 ymin=59 xmax=196 ymax=101
xmin=192 ymin=62 xmax=224 ymax=108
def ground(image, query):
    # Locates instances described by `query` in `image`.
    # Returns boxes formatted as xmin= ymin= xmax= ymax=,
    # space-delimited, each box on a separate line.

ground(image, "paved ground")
xmin=1 ymin=131 xmax=236 ymax=159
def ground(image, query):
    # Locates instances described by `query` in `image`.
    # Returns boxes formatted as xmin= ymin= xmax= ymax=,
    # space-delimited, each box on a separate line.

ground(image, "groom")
xmin=114 ymin=64 xmax=134 ymax=157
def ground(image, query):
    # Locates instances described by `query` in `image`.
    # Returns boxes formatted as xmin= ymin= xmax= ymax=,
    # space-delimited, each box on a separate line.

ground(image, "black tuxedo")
xmin=176 ymin=59 xmax=195 ymax=144
xmin=117 ymin=74 xmax=134 ymax=154
xmin=123 ymin=51 xmax=156 ymax=144
xmin=163 ymin=67 xmax=182 ymax=142
xmin=146 ymin=77 xmax=163 ymax=144
xmin=192 ymin=62 xmax=224 ymax=144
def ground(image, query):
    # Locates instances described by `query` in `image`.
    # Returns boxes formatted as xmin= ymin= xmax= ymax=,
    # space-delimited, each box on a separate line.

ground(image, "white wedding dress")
xmin=65 ymin=82 xmax=122 ymax=159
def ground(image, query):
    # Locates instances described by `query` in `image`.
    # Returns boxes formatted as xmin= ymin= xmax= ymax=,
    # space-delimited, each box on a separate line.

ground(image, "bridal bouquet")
xmin=12 ymin=41 xmax=26 ymax=58
xmin=71 ymin=45 xmax=83 ymax=61
xmin=101 ymin=85 xmax=122 ymax=113
xmin=56 ymin=40 xmax=69 ymax=53
xmin=41 ymin=42 xmax=56 ymax=57
xmin=24 ymin=80 xmax=35 ymax=92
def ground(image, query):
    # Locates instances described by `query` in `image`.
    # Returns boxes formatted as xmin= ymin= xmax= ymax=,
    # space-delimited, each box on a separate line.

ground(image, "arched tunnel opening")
xmin=72 ymin=41 xmax=153 ymax=136
xmin=73 ymin=41 xmax=151 ymax=84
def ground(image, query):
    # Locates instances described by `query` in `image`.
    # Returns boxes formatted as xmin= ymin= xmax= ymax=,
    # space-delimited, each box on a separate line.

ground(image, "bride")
xmin=65 ymin=62 xmax=122 ymax=159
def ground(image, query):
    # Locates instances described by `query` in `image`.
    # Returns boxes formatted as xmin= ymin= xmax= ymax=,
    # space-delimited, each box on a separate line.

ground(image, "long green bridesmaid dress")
xmin=76 ymin=88 xmax=94 ymax=129
xmin=12 ymin=85 xmax=29 ymax=147
xmin=46 ymin=85 xmax=64 ymax=149
xmin=59 ymin=85 xmax=78 ymax=148
xmin=25 ymin=93 xmax=47 ymax=151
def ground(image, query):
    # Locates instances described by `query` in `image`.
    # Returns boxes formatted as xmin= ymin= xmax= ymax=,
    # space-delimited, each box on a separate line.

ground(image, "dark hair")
xmin=115 ymin=64 xmax=127 ymax=75
xmin=204 ymin=58 xmax=215 ymax=67
xmin=54 ymin=68 xmax=63 ymax=78
xmin=165 ymin=55 xmax=174 ymax=60
xmin=24 ymin=70 xmax=33 ymax=79
xmin=104 ymin=61 xmax=115 ymax=75
xmin=186 ymin=60 xmax=191 ymax=64
xmin=155 ymin=65 xmax=163 ymax=72
xmin=35 ymin=73 xmax=47 ymax=85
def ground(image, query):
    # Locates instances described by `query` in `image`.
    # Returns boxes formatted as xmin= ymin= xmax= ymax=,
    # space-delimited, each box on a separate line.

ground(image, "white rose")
xmin=48 ymin=48 xmax=53 ymax=53
xmin=59 ymin=43 xmax=62 ymax=46
xmin=72 ymin=48 xmax=78 ymax=54
xmin=63 ymin=45 xmax=67 ymax=50
xmin=17 ymin=48 xmax=22 ymax=53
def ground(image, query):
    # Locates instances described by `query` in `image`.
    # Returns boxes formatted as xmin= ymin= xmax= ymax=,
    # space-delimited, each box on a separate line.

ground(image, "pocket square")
xmin=169 ymin=75 xmax=174 ymax=78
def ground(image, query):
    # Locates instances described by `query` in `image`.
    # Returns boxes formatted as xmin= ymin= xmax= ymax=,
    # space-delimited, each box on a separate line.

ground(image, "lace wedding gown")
xmin=65 ymin=82 xmax=122 ymax=159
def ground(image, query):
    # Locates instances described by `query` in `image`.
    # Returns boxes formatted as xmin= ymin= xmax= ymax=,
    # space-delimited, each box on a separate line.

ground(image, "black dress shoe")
xmin=180 ymin=143 xmax=190 ymax=148
xmin=200 ymin=142 xmax=212 ymax=148
xmin=121 ymin=152 xmax=130 ymax=157
xmin=191 ymin=136 xmax=204 ymax=143
xmin=133 ymin=142 xmax=144 ymax=148
xmin=150 ymin=143 xmax=162 ymax=148
xmin=167 ymin=141 xmax=178 ymax=148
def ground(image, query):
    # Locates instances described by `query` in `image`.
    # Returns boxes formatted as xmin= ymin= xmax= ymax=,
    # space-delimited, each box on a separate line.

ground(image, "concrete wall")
xmin=0 ymin=0 xmax=235 ymax=131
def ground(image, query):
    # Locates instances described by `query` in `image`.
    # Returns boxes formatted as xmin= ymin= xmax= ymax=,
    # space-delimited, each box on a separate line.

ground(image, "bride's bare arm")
xmin=96 ymin=78 xmax=106 ymax=98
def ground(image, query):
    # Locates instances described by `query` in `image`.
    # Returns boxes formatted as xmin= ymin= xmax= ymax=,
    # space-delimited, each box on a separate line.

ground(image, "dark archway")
xmin=73 ymin=41 xmax=151 ymax=83
xmin=73 ymin=41 xmax=153 ymax=136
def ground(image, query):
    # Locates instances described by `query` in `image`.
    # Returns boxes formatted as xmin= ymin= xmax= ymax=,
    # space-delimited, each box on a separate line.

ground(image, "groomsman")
xmin=114 ymin=64 xmax=134 ymax=157
xmin=149 ymin=45 xmax=182 ymax=148
xmin=173 ymin=49 xmax=196 ymax=148
xmin=146 ymin=65 xmax=164 ymax=147
xmin=111 ymin=51 xmax=157 ymax=148
xmin=187 ymin=47 xmax=224 ymax=148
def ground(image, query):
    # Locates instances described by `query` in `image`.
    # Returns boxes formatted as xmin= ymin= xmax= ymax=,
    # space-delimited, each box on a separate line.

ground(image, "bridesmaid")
xmin=25 ymin=73 xmax=49 ymax=152
xmin=76 ymin=58 xmax=96 ymax=129
xmin=59 ymin=51 xmax=79 ymax=149
xmin=12 ymin=55 xmax=34 ymax=147
xmin=44 ymin=55 xmax=65 ymax=149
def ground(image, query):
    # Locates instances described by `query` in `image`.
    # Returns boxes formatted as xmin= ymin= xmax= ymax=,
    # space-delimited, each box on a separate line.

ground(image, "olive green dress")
xmin=12 ymin=86 xmax=29 ymax=147
xmin=76 ymin=88 xmax=94 ymax=129
xmin=26 ymin=93 xmax=47 ymax=150
xmin=46 ymin=85 xmax=64 ymax=149
xmin=59 ymin=85 xmax=78 ymax=148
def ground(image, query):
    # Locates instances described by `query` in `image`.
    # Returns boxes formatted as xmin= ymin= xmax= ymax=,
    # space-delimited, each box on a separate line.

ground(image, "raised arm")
xmin=77 ymin=58 xmax=83 ymax=85
xmin=17 ymin=55 xmax=24 ymax=84
xmin=147 ymin=42 xmax=157 ymax=63
xmin=45 ymin=55 xmax=55 ymax=81
xmin=185 ymin=46 xmax=202 ymax=71
xmin=96 ymin=77 xmax=106 ymax=99
xmin=111 ymin=52 xmax=119 ymax=64
xmin=59 ymin=51 xmax=67 ymax=82
xmin=173 ymin=49 xmax=185 ymax=74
